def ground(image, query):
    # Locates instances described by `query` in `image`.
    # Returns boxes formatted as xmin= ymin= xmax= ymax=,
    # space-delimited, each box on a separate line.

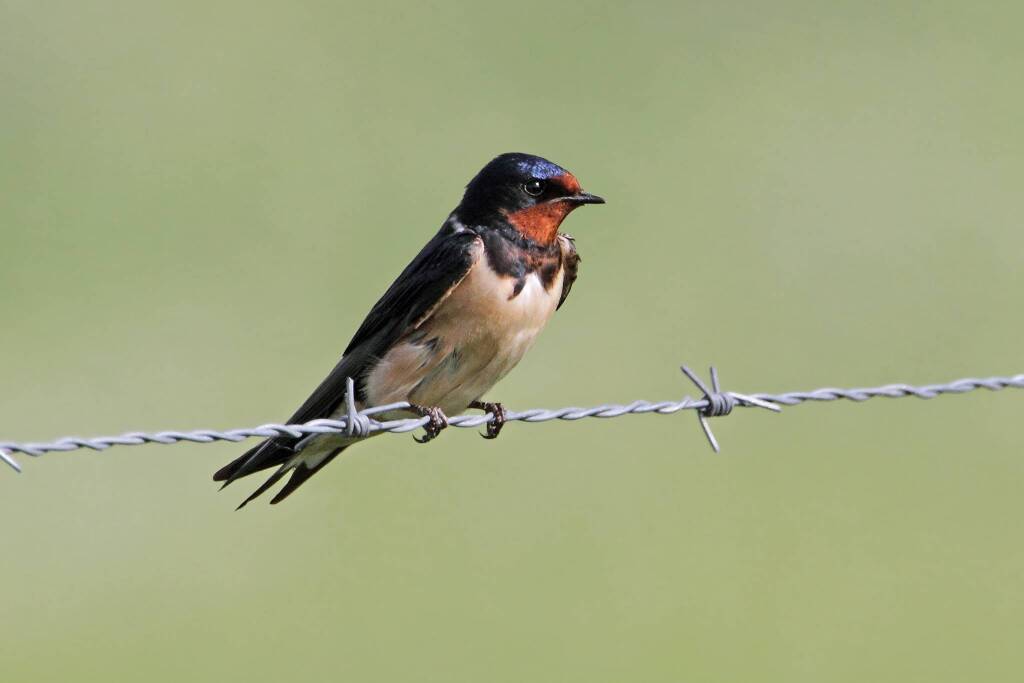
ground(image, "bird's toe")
xmin=411 ymin=405 xmax=449 ymax=444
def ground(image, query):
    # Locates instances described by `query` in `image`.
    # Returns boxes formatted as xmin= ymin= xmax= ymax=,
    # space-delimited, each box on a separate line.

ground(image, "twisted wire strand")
xmin=751 ymin=374 xmax=1024 ymax=405
xmin=1 ymin=369 xmax=1022 ymax=472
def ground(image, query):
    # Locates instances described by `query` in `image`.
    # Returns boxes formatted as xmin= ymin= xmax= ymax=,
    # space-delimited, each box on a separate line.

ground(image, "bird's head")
xmin=456 ymin=153 xmax=604 ymax=245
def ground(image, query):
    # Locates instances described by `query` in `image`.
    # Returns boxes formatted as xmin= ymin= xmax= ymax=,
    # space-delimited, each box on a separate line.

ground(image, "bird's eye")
xmin=523 ymin=179 xmax=546 ymax=196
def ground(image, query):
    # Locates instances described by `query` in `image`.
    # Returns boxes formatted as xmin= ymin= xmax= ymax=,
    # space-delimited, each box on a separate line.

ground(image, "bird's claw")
xmin=410 ymin=405 xmax=449 ymax=444
xmin=470 ymin=401 xmax=506 ymax=440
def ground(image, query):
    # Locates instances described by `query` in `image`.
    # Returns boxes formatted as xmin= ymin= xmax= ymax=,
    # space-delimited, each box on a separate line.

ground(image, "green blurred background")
xmin=3 ymin=1 xmax=1023 ymax=680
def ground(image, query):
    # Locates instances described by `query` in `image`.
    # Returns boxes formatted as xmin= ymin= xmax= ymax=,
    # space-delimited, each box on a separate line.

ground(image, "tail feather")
xmin=269 ymin=452 xmax=340 ymax=505
xmin=220 ymin=445 xmax=345 ymax=509
xmin=213 ymin=439 xmax=294 ymax=486
xmin=212 ymin=445 xmax=258 ymax=483
xmin=235 ymin=464 xmax=291 ymax=510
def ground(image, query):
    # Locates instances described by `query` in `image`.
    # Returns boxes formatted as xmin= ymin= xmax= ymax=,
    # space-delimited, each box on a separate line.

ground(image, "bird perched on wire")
xmin=214 ymin=153 xmax=604 ymax=507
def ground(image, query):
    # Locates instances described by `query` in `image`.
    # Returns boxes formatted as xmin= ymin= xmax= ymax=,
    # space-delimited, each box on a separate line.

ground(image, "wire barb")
xmin=0 ymin=448 xmax=21 ymax=473
xmin=680 ymin=365 xmax=781 ymax=452
xmin=343 ymin=377 xmax=373 ymax=438
xmin=0 ymin=366 xmax=1020 ymax=467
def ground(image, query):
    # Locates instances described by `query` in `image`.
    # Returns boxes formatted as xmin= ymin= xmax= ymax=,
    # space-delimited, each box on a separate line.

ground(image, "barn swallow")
xmin=214 ymin=153 xmax=604 ymax=507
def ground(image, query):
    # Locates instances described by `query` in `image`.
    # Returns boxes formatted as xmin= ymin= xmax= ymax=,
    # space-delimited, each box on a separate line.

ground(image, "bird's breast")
xmin=438 ymin=255 xmax=563 ymax=338
xmin=364 ymin=252 xmax=564 ymax=415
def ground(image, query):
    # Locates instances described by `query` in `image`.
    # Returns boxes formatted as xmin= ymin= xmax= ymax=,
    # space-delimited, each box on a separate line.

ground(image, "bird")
xmin=213 ymin=153 xmax=604 ymax=508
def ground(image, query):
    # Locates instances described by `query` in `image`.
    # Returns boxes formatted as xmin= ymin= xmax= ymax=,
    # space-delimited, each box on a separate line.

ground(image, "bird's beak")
xmin=565 ymin=191 xmax=606 ymax=205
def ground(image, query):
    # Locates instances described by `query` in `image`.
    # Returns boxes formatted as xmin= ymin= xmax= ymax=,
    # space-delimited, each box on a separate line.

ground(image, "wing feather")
xmin=295 ymin=227 xmax=483 ymax=423
xmin=215 ymin=226 xmax=482 ymax=486
xmin=556 ymin=232 xmax=581 ymax=310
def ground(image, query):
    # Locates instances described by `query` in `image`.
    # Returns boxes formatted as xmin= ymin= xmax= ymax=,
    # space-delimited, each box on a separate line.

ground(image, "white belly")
xmin=364 ymin=260 xmax=563 ymax=416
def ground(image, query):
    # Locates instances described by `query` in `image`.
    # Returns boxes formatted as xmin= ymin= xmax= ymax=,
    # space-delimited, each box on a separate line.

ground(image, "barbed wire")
xmin=1 ymin=366 xmax=1022 ymax=473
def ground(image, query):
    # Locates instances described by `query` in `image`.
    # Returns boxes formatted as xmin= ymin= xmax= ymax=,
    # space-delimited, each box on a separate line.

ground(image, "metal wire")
xmin=1 ymin=367 xmax=1022 ymax=472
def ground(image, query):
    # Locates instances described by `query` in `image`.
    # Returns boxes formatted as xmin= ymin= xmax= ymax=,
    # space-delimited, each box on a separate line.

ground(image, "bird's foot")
xmin=470 ymin=400 xmax=506 ymax=440
xmin=410 ymin=404 xmax=449 ymax=444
